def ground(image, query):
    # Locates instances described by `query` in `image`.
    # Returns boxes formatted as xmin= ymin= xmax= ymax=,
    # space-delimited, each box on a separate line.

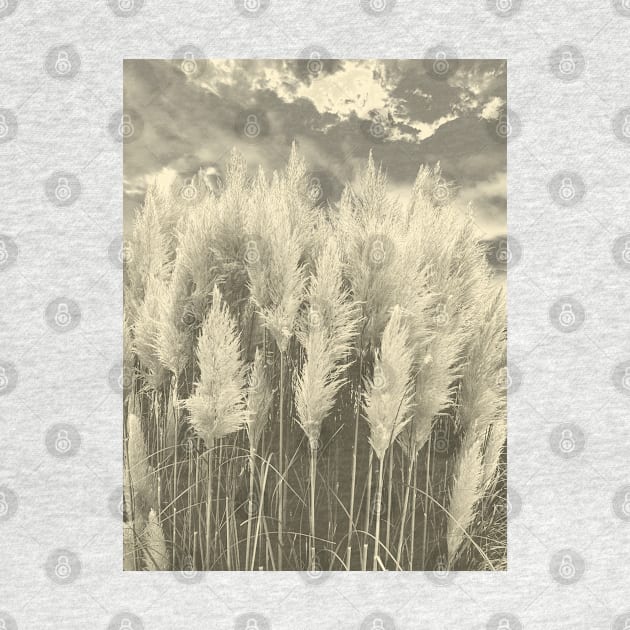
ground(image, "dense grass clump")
xmin=123 ymin=146 xmax=507 ymax=571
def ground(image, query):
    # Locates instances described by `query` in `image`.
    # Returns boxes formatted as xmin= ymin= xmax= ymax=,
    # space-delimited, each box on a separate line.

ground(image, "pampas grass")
xmin=295 ymin=237 xmax=357 ymax=567
xmin=185 ymin=286 xmax=248 ymax=446
xmin=142 ymin=509 xmax=170 ymax=570
xmin=123 ymin=148 xmax=507 ymax=571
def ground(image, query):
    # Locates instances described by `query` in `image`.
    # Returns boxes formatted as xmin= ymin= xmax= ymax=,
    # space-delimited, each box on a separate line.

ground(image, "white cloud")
xmin=479 ymin=96 xmax=505 ymax=121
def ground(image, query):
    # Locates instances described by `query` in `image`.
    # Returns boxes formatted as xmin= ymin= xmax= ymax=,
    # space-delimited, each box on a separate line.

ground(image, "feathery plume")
xmin=446 ymin=436 xmax=484 ymax=564
xmin=363 ymin=305 xmax=415 ymax=462
xmin=132 ymin=275 xmax=169 ymax=390
xmin=156 ymin=257 xmax=194 ymax=378
xmin=185 ymin=286 xmax=248 ymax=448
xmin=482 ymin=418 xmax=507 ymax=487
xmin=457 ymin=286 xmax=507 ymax=437
xmin=142 ymin=509 xmax=170 ymax=570
xmin=124 ymin=412 xmax=157 ymax=520
xmin=246 ymin=347 xmax=273 ymax=450
xmin=123 ymin=521 xmax=137 ymax=570
xmin=295 ymin=238 xmax=358 ymax=448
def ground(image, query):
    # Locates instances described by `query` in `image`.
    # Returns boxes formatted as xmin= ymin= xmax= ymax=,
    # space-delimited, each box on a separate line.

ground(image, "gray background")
xmin=1 ymin=1 xmax=630 ymax=629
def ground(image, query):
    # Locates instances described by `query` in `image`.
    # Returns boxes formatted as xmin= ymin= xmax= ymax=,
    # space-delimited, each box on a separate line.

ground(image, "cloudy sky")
xmin=123 ymin=58 xmax=506 ymax=241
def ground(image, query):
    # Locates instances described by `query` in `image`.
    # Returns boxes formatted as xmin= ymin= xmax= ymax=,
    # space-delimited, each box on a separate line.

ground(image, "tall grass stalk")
xmin=123 ymin=149 xmax=507 ymax=571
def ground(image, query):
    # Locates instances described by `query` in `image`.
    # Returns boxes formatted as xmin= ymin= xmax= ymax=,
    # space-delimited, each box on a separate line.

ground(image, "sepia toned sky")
xmin=124 ymin=58 xmax=507 ymax=240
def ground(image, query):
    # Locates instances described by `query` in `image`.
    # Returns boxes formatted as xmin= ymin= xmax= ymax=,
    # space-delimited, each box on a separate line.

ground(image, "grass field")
xmin=122 ymin=146 xmax=507 ymax=571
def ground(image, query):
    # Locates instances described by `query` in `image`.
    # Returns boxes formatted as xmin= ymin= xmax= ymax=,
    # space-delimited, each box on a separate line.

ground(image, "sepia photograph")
xmin=121 ymin=57 xmax=507 ymax=572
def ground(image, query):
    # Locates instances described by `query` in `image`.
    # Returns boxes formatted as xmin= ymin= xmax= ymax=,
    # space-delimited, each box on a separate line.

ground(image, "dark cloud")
xmin=124 ymin=59 xmax=506 ymax=237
